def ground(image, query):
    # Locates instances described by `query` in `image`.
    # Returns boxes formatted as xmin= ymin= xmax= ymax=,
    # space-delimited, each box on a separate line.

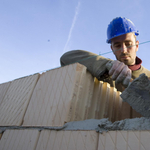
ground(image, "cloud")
xmin=63 ymin=1 xmax=81 ymax=53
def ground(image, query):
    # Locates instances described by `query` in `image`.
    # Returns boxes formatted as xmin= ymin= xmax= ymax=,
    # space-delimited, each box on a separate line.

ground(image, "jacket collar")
xmin=128 ymin=57 xmax=142 ymax=71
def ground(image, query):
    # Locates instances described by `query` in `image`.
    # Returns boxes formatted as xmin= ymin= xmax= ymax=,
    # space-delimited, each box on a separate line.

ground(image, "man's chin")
xmin=117 ymin=57 xmax=133 ymax=65
xmin=124 ymin=61 xmax=129 ymax=65
xmin=120 ymin=59 xmax=130 ymax=65
xmin=123 ymin=60 xmax=133 ymax=65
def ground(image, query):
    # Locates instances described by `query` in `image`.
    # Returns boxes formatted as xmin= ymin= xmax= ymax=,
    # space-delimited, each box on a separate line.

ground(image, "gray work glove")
xmin=106 ymin=60 xmax=132 ymax=87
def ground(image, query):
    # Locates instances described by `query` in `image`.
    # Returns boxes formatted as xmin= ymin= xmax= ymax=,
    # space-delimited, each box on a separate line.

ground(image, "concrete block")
xmin=87 ymin=79 xmax=103 ymax=119
xmin=0 ymin=130 xmax=2 ymax=140
xmin=115 ymin=91 xmax=122 ymax=121
xmin=36 ymin=130 xmax=98 ymax=150
xmin=98 ymin=131 xmax=150 ymax=150
xmin=0 ymin=81 xmax=11 ymax=105
xmin=69 ymin=65 xmax=95 ymax=121
xmin=132 ymin=109 xmax=142 ymax=118
xmin=0 ymin=74 xmax=39 ymax=126
xmin=99 ymin=82 xmax=110 ymax=119
xmin=0 ymin=129 xmax=39 ymax=150
xmin=22 ymin=63 xmax=140 ymax=126
xmin=23 ymin=63 xmax=95 ymax=126
xmin=120 ymin=102 xmax=131 ymax=120
xmin=107 ymin=87 xmax=116 ymax=122
xmin=0 ymin=63 xmax=141 ymax=127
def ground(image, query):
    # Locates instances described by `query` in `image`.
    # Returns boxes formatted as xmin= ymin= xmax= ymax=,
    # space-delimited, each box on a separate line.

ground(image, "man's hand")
xmin=106 ymin=60 xmax=132 ymax=87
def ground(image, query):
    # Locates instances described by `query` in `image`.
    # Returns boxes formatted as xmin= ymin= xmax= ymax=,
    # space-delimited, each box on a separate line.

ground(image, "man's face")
xmin=111 ymin=33 xmax=139 ymax=65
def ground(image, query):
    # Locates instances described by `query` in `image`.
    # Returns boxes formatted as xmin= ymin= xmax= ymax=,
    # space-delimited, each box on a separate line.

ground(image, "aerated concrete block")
xmin=22 ymin=63 xmax=140 ymax=126
xmin=23 ymin=63 xmax=95 ymax=126
xmin=0 ymin=74 xmax=39 ymax=126
xmin=36 ymin=130 xmax=98 ymax=150
xmin=98 ymin=131 xmax=150 ymax=150
xmin=0 ymin=81 xmax=11 ymax=105
xmin=0 ymin=129 xmax=39 ymax=150
xmin=0 ymin=63 xmax=140 ymax=127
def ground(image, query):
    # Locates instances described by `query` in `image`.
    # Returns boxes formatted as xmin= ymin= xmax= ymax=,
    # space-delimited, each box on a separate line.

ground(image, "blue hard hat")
xmin=106 ymin=17 xmax=139 ymax=43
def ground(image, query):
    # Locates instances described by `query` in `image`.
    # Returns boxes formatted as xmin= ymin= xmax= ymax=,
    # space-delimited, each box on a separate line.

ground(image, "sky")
xmin=0 ymin=0 xmax=150 ymax=83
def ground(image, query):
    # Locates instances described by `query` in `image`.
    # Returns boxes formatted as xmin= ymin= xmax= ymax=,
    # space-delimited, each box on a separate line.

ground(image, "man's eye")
xmin=114 ymin=45 xmax=121 ymax=48
xmin=126 ymin=42 xmax=132 ymax=47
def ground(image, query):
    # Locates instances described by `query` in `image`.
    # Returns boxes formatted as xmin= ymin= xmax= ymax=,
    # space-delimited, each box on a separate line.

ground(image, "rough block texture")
xmin=0 ymin=64 xmax=149 ymax=149
xmin=98 ymin=131 xmax=150 ymax=150
xmin=0 ymin=74 xmax=39 ymax=126
xmin=0 ymin=81 xmax=11 ymax=105
xmin=23 ymin=63 xmax=126 ymax=126
xmin=0 ymin=63 xmax=142 ymax=127
xmin=1 ymin=130 xmax=150 ymax=150
xmin=0 ymin=130 xmax=39 ymax=150
xmin=36 ymin=130 xmax=98 ymax=150
xmin=23 ymin=63 xmax=93 ymax=126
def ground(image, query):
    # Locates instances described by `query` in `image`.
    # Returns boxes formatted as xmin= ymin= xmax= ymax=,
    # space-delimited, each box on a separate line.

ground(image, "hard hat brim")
xmin=106 ymin=31 xmax=139 ymax=44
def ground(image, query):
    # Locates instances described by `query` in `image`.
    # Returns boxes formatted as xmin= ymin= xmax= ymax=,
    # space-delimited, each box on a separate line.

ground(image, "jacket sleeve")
xmin=60 ymin=50 xmax=112 ymax=80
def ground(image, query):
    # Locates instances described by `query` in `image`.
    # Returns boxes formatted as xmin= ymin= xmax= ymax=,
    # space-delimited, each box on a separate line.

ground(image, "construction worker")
xmin=60 ymin=17 xmax=150 ymax=92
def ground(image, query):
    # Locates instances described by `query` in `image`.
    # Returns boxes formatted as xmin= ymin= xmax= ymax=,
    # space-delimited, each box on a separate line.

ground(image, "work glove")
xmin=106 ymin=60 xmax=132 ymax=87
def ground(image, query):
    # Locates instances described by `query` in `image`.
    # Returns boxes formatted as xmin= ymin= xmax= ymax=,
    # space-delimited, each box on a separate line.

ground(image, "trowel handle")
xmin=106 ymin=61 xmax=113 ymax=71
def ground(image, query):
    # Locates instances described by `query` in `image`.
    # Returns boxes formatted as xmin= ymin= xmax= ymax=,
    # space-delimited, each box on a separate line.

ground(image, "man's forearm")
xmin=60 ymin=50 xmax=111 ymax=79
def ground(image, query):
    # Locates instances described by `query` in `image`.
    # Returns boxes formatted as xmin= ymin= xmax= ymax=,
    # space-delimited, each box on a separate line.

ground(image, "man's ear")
xmin=136 ymin=40 xmax=139 ymax=52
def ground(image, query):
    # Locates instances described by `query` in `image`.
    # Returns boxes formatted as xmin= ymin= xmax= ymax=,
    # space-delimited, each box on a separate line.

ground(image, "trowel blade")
xmin=120 ymin=73 xmax=150 ymax=117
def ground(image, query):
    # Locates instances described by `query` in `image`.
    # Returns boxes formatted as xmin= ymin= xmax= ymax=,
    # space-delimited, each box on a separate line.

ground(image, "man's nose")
xmin=121 ymin=43 xmax=127 ymax=53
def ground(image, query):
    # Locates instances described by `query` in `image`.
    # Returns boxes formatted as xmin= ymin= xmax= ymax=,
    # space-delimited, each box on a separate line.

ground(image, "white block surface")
xmin=0 ymin=74 xmax=39 ymax=126
xmin=36 ymin=130 xmax=98 ymax=150
xmin=0 ymin=81 xmax=11 ymax=105
xmin=0 ymin=130 xmax=39 ymax=150
xmin=98 ymin=131 xmax=150 ymax=150
xmin=23 ymin=63 xmax=90 ymax=126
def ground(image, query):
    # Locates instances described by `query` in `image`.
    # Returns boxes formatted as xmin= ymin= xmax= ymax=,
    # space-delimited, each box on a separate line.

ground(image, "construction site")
xmin=0 ymin=62 xmax=150 ymax=150
xmin=2 ymin=0 xmax=150 ymax=149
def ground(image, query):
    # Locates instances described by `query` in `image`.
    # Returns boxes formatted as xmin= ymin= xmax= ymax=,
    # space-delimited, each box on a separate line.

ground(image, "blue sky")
xmin=0 ymin=0 xmax=150 ymax=83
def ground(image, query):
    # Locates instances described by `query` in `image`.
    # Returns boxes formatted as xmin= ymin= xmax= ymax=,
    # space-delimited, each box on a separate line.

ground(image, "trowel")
xmin=120 ymin=73 xmax=150 ymax=117
xmin=106 ymin=61 xmax=150 ymax=117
